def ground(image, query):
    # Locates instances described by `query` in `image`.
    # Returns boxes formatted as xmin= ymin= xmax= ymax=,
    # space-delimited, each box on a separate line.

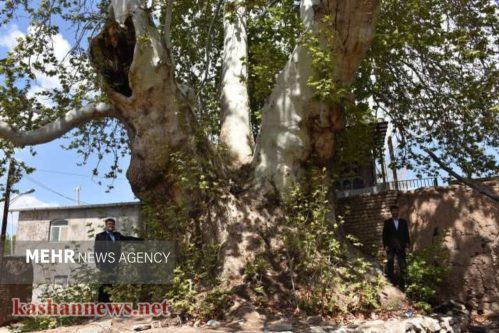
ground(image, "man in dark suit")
xmin=94 ymin=217 xmax=141 ymax=302
xmin=382 ymin=205 xmax=410 ymax=290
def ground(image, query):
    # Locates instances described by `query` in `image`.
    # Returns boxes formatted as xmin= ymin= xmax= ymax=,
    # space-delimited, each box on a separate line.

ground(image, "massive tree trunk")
xmin=87 ymin=0 xmax=382 ymax=290
xmin=89 ymin=0 xmax=263 ymax=287
xmin=0 ymin=0 xmax=404 ymax=314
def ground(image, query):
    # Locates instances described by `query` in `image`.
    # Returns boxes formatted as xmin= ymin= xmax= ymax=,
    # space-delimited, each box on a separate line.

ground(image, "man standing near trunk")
xmin=383 ymin=205 xmax=411 ymax=291
xmin=94 ymin=217 xmax=141 ymax=303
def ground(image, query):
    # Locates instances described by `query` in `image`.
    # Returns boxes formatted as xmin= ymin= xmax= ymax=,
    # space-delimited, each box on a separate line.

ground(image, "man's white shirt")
xmin=393 ymin=218 xmax=399 ymax=230
xmin=107 ymin=231 xmax=116 ymax=242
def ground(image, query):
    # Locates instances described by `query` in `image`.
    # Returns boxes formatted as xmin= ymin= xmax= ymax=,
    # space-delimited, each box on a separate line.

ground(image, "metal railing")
xmin=380 ymin=177 xmax=439 ymax=191
xmin=335 ymin=177 xmax=441 ymax=198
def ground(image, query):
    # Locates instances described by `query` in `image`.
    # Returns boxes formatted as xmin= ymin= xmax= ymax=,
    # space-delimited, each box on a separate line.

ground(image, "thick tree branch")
xmin=253 ymin=0 xmax=380 ymax=192
xmin=424 ymin=148 xmax=499 ymax=202
xmin=255 ymin=0 xmax=281 ymax=19
xmin=200 ymin=0 xmax=224 ymax=89
xmin=163 ymin=0 xmax=173 ymax=48
xmin=323 ymin=0 xmax=381 ymax=84
xmin=89 ymin=0 xmax=222 ymax=199
xmin=219 ymin=1 xmax=254 ymax=168
xmin=0 ymin=103 xmax=116 ymax=146
xmin=397 ymin=126 xmax=499 ymax=202
xmin=162 ymin=0 xmax=175 ymax=70
xmin=252 ymin=0 xmax=317 ymax=192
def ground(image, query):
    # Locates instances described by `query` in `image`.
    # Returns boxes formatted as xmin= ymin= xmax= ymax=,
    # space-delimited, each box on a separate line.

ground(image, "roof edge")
xmin=12 ymin=201 xmax=141 ymax=212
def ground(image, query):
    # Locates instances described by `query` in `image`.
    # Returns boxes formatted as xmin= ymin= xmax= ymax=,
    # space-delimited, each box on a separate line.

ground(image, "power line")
xmin=24 ymin=175 xmax=88 ymax=204
xmin=35 ymin=168 xmax=128 ymax=181
xmin=0 ymin=168 xmax=128 ymax=182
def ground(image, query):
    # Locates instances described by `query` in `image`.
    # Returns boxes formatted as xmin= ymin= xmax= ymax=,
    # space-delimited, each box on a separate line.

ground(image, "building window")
xmin=49 ymin=220 xmax=68 ymax=242
xmin=54 ymin=275 xmax=69 ymax=288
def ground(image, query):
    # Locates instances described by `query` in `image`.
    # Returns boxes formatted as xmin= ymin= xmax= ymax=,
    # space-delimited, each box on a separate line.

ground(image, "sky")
xmin=0 ymin=21 xmax=137 ymax=236
xmin=1 ymin=140 xmax=136 ymax=237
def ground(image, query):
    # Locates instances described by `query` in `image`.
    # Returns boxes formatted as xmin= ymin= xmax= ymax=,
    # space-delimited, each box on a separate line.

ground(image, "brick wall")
xmin=0 ymin=257 xmax=33 ymax=326
xmin=337 ymin=191 xmax=399 ymax=256
xmin=338 ymin=180 xmax=499 ymax=315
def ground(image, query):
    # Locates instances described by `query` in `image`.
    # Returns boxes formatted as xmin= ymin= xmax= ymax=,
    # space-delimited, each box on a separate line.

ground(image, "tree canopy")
xmin=0 ymin=0 xmax=497 ymax=193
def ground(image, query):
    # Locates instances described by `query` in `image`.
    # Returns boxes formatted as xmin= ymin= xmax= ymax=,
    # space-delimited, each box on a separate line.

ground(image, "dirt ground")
xmin=1 ymin=313 xmax=498 ymax=333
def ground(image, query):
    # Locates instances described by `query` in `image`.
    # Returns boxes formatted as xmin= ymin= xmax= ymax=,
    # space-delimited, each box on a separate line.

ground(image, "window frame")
xmin=49 ymin=219 xmax=69 ymax=242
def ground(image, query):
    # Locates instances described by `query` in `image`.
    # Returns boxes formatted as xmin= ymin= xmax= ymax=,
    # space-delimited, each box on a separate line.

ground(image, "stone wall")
xmin=338 ymin=180 xmax=499 ymax=315
xmin=0 ymin=257 xmax=33 ymax=326
xmin=337 ymin=191 xmax=398 ymax=255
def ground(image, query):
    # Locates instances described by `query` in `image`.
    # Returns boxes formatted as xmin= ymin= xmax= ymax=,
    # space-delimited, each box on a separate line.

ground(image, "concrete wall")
xmin=14 ymin=203 xmax=141 ymax=302
xmin=16 ymin=204 xmax=141 ymax=242
xmin=0 ymin=257 xmax=33 ymax=326
xmin=338 ymin=180 xmax=499 ymax=315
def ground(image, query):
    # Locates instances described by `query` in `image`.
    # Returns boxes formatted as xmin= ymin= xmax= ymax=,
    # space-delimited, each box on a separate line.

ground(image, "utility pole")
xmin=75 ymin=186 xmax=81 ymax=205
xmin=388 ymin=136 xmax=399 ymax=191
xmin=378 ymin=146 xmax=387 ymax=189
xmin=9 ymin=211 xmax=13 ymax=256
xmin=7 ymin=188 xmax=35 ymax=256
xmin=0 ymin=159 xmax=15 ymax=280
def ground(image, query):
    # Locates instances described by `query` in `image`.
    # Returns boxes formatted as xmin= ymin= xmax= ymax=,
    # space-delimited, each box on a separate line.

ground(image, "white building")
xmin=12 ymin=201 xmax=142 ymax=300
xmin=14 ymin=201 xmax=142 ymax=243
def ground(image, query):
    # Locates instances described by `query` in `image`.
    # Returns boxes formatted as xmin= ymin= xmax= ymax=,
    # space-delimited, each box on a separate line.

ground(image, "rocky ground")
xmin=1 ymin=314 xmax=498 ymax=333
xmin=1 ymin=306 xmax=498 ymax=333
xmin=1 ymin=300 xmax=497 ymax=333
